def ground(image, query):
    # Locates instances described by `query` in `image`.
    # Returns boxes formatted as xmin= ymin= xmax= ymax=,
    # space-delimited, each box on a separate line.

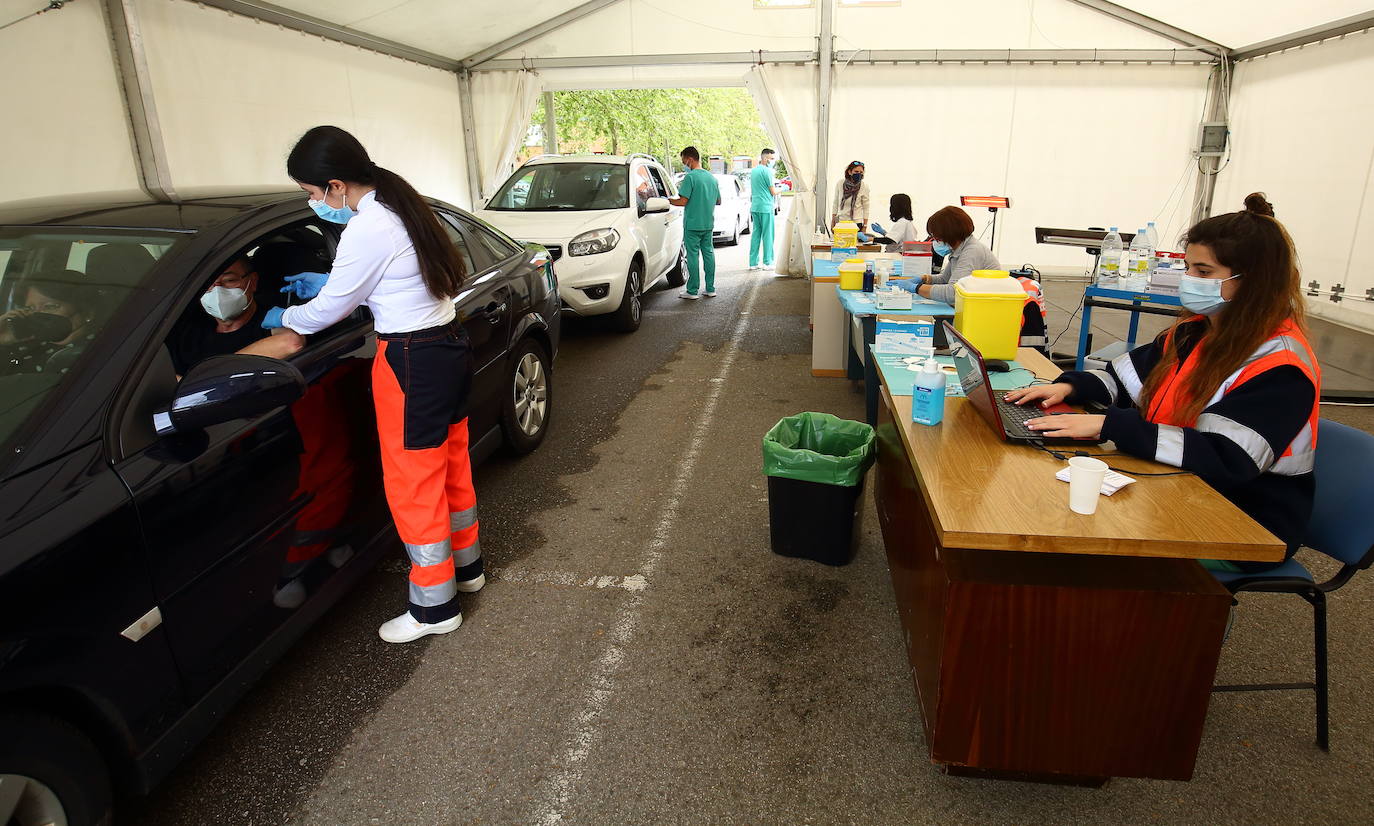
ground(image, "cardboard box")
xmin=874 ymin=316 xmax=934 ymax=354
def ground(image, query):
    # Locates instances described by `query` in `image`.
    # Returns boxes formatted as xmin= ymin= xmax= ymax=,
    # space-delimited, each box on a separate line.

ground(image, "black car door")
xmin=113 ymin=221 xmax=383 ymax=699
xmin=436 ymin=209 xmax=511 ymax=440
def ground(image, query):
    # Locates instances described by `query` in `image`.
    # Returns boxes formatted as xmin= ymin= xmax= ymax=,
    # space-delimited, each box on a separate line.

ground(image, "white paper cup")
xmin=1067 ymin=456 xmax=1109 ymax=515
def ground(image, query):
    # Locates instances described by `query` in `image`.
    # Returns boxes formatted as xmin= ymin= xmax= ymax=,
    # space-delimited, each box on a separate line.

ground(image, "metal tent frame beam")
xmin=104 ymin=0 xmax=178 ymax=202
xmin=461 ymin=0 xmax=625 ymax=69
xmin=1066 ymin=0 xmax=1228 ymax=57
xmin=1231 ymin=12 xmax=1374 ymax=61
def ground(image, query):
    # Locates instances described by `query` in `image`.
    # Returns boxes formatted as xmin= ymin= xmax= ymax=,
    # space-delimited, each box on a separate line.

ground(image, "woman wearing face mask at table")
xmin=261 ymin=125 xmax=480 ymax=643
xmin=1006 ymin=194 xmax=1320 ymax=569
xmin=902 ymin=205 xmax=1000 ymax=304
xmin=830 ymin=160 xmax=870 ymax=233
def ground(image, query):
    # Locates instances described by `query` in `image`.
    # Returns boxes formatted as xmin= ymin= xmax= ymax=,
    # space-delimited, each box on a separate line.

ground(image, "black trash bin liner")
xmin=762 ymin=412 xmax=876 ymax=566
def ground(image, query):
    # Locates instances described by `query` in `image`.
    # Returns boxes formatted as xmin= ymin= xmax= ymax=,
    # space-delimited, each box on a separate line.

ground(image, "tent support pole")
xmin=458 ymin=70 xmax=484 ymax=208
xmin=103 ymin=0 xmax=178 ymax=202
xmin=1191 ymin=58 xmax=1233 ymax=226
xmin=462 ymin=0 xmax=625 ymax=69
xmin=543 ymin=91 xmax=558 ymax=154
xmin=814 ymin=0 xmax=834 ymax=233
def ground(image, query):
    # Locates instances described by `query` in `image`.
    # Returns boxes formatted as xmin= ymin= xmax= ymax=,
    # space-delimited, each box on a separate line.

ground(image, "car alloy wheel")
xmin=513 ymin=351 xmax=547 ymax=438
xmin=611 ymin=262 xmax=643 ymax=332
xmin=0 ymin=775 xmax=67 ymax=826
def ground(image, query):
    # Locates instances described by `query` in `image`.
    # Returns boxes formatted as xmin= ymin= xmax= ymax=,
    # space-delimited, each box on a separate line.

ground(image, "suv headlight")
xmin=568 ymin=228 xmax=620 ymax=256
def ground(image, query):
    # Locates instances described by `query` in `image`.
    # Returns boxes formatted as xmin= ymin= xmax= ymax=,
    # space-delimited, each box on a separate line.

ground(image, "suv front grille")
xmin=543 ymin=244 xmax=563 ymax=262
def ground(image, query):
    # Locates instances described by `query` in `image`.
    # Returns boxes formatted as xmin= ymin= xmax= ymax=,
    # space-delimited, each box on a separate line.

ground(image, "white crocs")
xmin=378 ymin=611 xmax=462 ymax=643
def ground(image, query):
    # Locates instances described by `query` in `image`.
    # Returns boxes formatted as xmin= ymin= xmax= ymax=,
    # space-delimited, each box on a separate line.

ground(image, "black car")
xmin=0 ymin=191 xmax=559 ymax=825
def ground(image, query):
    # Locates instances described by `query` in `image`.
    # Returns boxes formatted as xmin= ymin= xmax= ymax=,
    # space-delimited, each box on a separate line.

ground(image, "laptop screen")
xmin=944 ymin=322 xmax=1006 ymax=439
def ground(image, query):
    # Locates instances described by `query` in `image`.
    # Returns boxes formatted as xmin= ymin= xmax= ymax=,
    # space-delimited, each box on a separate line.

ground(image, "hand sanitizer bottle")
xmin=912 ymin=359 xmax=946 ymax=426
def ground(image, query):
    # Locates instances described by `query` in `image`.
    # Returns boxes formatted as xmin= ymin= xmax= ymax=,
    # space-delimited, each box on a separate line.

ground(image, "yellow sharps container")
xmin=838 ymin=257 xmax=865 ymax=290
xmin=953 ymin=269 xmax=1024 ymax=360
xmin=833 ymin=221 xmax=859 ymax=249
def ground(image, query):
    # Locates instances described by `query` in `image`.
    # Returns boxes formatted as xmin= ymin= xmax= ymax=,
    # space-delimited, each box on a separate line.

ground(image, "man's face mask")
xmin=201 ymin=286 xmax=250 ymax=321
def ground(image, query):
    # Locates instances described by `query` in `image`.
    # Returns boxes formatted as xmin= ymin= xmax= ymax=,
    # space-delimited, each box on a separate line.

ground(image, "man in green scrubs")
xmin=668 ymin=146 xmax=720 ymax=299
xmin=749 ymin=148 xmax=778 ymax=270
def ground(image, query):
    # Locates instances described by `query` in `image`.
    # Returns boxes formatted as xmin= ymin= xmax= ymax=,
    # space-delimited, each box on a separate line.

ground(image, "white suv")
xmin=478 ymin=154 xmax=685 ymax=332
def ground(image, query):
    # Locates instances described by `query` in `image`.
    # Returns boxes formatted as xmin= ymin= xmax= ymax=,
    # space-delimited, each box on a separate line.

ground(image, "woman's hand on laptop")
xmin=1025 ymin=414 xmax=1105 ymax=440
xmin=1005 ymin=383 xmax=1071 ymax=408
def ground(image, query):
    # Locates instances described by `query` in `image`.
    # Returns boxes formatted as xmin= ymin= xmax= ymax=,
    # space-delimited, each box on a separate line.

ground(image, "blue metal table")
xmin=834 ymin=285 xmax=955 ymax=425
xmin=1075 ymin=285 xmax=1181 ymax=371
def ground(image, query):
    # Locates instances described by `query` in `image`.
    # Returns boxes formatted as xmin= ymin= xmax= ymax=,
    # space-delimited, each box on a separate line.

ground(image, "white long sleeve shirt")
xmin=281 ymin=191 xmax=456 ymax=335
xmin=885 ymin=217 xmax=919 ymax=246
xmin=832 ymin=181 xmax=870 ymax=225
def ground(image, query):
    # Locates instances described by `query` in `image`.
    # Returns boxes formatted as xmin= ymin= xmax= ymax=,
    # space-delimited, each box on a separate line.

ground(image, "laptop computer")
xmin=944 ymin=321 xmax=1103 ymax=446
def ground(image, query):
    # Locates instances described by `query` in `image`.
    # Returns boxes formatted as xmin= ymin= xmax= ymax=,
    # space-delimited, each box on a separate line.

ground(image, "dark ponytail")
xmin=287 ymin=125 xmax=466 ymax=299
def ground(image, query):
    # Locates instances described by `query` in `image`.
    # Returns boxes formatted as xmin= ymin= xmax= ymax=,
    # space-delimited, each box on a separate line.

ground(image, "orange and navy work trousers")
xmin=373 ymin=321 xmax=480 ymax=624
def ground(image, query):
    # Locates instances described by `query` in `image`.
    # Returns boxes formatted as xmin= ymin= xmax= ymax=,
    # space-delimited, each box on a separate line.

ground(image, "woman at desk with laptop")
xmin=1007 ymin=194 xmax=1320 ymax=569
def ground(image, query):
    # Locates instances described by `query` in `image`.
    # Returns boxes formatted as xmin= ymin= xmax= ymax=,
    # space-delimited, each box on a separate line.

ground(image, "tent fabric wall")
xmin=135 ymin=0 xmax=472 ymax=208
xmin=1215 ymin=29 xmax=1374 ymax=333
xmin=746 ymin=65 xmax=817 ymax=276
xmin=0 ymin=1 xmax=144 ymax=204
xmin=470 ymin=70 xmax=542 ymax=201
xmin=825 ymin=63 xmax=1209 ymax=272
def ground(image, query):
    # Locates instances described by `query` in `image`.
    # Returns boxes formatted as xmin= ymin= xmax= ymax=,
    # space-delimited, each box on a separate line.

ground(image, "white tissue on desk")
xmin=1054 ymin=467 xmax=1137 ymax=495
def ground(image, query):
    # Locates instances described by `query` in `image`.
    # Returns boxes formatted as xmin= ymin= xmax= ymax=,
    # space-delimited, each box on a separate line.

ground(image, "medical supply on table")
xmin=1066 ymin=456 xmax=1109 ymax=514
xmin=874 ymin=288 xmax=913 ymax=310
xmin=1145 ymin=221 xmax=1159 ymax=250
xmin=875 ymin=259 xmax=892 ymax=290
xmin=874 ymin=316 xmax=934 ymax=354
xmin=838 ymin=258 xmax=865 ymax=290
xmin=1121 ymin=228 xmax=1153 ymax=291
xmin=1055 ymin=465 xmax=1137 ymax=496
xmin=953 ymin=269 xmax=1023 ymax=360
xmin=863 ymin=261 xmax=876 ymax=292
xmin=911 ymin=359 xmax=946 ymax=426
xmin=1096 ymin=227 xmax=1123 ymax=286
xmin=900 ymin=241 xmax=933 ymax=277
xmin=834 ymin=220 xmax=860 ymax=249
xmin=1149 ymin=251 xmax=1185 ymax=295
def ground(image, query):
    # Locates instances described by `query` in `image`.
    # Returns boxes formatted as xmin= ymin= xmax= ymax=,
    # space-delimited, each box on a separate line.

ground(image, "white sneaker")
xmin=378 ymin=611 xmax=462 ymax=643
xmin=456 ymin=573 xmax=486 ymax=593
xmin=272 ymin=578 xmax=306 ymax=609
xmin=703 ymin=290 xmax=717 ymax=297
xmin=327 ymin=544 xmax=355 ymax=568
xmin=678 ymin=290 xmax=700 ymax=300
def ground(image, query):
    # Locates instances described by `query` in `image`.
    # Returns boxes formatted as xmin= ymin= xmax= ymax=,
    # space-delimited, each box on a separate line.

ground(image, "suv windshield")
xmin=488 ymin=163 xmax=628 ymax=211
xmin=0 ymin=228 xmax=183 ymax=452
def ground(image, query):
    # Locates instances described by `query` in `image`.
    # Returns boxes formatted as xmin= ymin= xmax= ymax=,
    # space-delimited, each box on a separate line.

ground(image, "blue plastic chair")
xmin=1210 ymin=420 xmax=1374 ymax=750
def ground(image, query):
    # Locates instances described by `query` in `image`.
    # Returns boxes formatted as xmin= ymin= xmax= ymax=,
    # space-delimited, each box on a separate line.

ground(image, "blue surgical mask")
xmin=308 ymin=189 xmax=356 ymax=224
xmin=1179 ymin=273 xmax=1241 ymax=316
xmin=932 ymin=240 xmax=952 ymax=257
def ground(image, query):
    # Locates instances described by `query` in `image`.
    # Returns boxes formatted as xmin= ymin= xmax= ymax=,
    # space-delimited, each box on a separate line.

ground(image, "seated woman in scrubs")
xmin=899 ymin=205 xmax=1000 ymax=303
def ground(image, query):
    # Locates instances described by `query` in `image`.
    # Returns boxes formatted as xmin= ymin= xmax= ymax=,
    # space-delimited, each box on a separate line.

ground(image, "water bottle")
xmin=1146 ymin=221 xmax=1160 ymax=250
xmin=912 ymin=359 xmax=946 ymax=426
xmin=1123 ymin=228 xmax=1153 ymax=291
xmin=1096 ymin=227 xmax=1123 ymax=287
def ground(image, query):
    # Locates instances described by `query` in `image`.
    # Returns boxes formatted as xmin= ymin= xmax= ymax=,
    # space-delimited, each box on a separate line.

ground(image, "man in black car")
xmin=169 ymin=253 xmax=304 ymax=374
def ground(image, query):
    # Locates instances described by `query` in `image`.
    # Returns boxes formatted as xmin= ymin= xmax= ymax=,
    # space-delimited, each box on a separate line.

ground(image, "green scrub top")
xmin=678 ymin=168 xmax=720 ymax=232
xmin=750 ymin=165 xmax=775 ymax=212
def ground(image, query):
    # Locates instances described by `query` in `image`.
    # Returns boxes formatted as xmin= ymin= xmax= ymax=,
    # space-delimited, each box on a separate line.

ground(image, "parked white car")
xmin=671 ymin=171 xmax=753 ymax=245
xmin=479 ymin=154 xmax=685 ymax=332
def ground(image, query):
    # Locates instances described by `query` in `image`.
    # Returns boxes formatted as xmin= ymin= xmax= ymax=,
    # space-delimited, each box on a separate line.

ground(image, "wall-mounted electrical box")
xmin=1198 ymin=122 xmax=1228 ymax=157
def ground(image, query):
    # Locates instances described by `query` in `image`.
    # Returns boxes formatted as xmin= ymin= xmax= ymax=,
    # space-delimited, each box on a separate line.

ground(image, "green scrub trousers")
xmin=749 ymin=210 xmax=774 ymax=267
xmin=684 ymin=229 xmax=715 ymax=295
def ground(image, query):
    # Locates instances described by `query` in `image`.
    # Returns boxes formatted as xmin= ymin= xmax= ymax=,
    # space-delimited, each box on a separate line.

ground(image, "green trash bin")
xmin=762 ymin=412 xmax=876 ymax=566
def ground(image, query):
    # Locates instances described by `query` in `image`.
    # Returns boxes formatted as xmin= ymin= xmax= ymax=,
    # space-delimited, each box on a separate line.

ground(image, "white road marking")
xmin=381 ymin=561 xmax=648 ymax=591
xmin=533 ymin=279 xmax=765 ymax=825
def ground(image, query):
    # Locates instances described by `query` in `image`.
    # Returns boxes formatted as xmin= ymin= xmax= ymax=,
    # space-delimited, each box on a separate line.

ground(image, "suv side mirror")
xmin=153 ymin=354 xmax=306 ymax=435
xmin=643 ymin=197 xmax=670 ymax=215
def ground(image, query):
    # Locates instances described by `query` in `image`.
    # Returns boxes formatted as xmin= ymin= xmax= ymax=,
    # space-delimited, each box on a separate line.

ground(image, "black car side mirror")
xmin=153 ymin=354 xmax=306 ymax=435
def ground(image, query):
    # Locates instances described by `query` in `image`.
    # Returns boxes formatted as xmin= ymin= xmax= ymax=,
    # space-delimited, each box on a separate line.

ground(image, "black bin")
xmin=762 ymin=412 xmax=876 ymax=566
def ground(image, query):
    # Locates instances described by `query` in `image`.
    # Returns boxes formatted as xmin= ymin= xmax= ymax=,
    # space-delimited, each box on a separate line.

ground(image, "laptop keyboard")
xmin=995 ymin=396 xmax=1038 ymax=434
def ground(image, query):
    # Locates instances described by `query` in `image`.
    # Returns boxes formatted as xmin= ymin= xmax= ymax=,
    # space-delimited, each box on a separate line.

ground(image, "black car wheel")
xmin=610 ymin=262 xmax=643 ymax=333
xmin=0 ymin=713 xmax=112 ymax=826
xmin=665 ymin=246 xmax=686 ymax=288
xmin=502 ymin=337 xmax=551 ymax=455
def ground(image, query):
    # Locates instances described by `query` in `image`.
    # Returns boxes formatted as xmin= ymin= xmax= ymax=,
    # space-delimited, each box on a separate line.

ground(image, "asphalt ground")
xmin=123 ymin=219 xmax=1374 ymax=825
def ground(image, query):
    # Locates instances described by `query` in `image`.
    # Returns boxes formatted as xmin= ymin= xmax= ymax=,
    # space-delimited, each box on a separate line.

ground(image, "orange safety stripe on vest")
xmin=1016 ymin=276 xmax=1047 ymax=319
xmin=1147 ymin=317 xmax=1321 ymax=471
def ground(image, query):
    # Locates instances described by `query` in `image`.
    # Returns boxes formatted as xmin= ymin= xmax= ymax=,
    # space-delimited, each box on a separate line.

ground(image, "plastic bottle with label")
xmin=1145 ymin=221 xmax=1160 ymax=250
xmin=1096 ymin=227 xmax=1123 ymax=287
xmin=912 ymin=359 xmax=946 ymax=426
xmin=1122 ymin=228 xmax=1153 ymax=291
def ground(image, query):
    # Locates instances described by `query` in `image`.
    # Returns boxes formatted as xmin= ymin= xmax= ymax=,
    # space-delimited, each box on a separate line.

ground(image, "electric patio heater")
xmin=960 ymin=195 xmax=1011 ymax=249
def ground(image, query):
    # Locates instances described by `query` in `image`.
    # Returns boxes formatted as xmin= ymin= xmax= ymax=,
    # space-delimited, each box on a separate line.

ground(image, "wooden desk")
xmin=874 ymin=349 xmax=1285 ymax=783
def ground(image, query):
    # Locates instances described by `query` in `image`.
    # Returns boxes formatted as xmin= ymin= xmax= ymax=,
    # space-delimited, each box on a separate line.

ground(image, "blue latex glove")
xmin=869 ymin=221 xmax=886 ymax=235
xmin=261 ymin=306 xmax=286 ymax=330
xmin=857 ymin=231 xmax=872 ymax=243
xmin=281 ymin=271 xmax=329 ymax=299
xmin=891 ymin=278 xmax=921 ymax=294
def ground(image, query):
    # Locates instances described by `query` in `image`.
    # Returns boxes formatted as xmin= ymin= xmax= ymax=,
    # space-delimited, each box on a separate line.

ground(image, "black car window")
xmin=647 ymin=167 xmax=671 ymax=198
xmin=0 ymin=228 xmax=184 ymax=458
xmin=472 ymin=223 xmax=521 ymax=264
xmin=436 ymin=211 xmax=492 ymax=273
xmin=487 ymin=163 xmax=629 ymax=211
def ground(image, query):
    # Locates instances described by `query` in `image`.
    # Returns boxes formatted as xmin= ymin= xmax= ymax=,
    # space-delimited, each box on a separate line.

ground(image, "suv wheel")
xmin=501 ymin=338 xmax=551 ymax=455
xmin=610 ymin=261 xmax=643 ymax=333
xmin=0 ymin=713 xmax=112 ymax=826
xmin=727 ymin=217 xmax=740 ymax=246
xmin=665 ymin=247 xmax=686 ymax=287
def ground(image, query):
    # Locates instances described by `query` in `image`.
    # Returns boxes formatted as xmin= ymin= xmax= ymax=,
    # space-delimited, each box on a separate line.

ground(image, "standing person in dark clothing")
xmin=1007 ymin=193 xmax=1319 ymax=568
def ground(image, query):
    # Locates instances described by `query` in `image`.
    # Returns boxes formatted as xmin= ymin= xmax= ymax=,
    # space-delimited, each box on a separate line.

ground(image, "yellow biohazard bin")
xmin=833 ymin=221 xmax=859 ymax=249
xmin=953 ymin=269 xmax=1024 ymax=360
xmin=838 ymin=258 xmax=865 ymax=290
